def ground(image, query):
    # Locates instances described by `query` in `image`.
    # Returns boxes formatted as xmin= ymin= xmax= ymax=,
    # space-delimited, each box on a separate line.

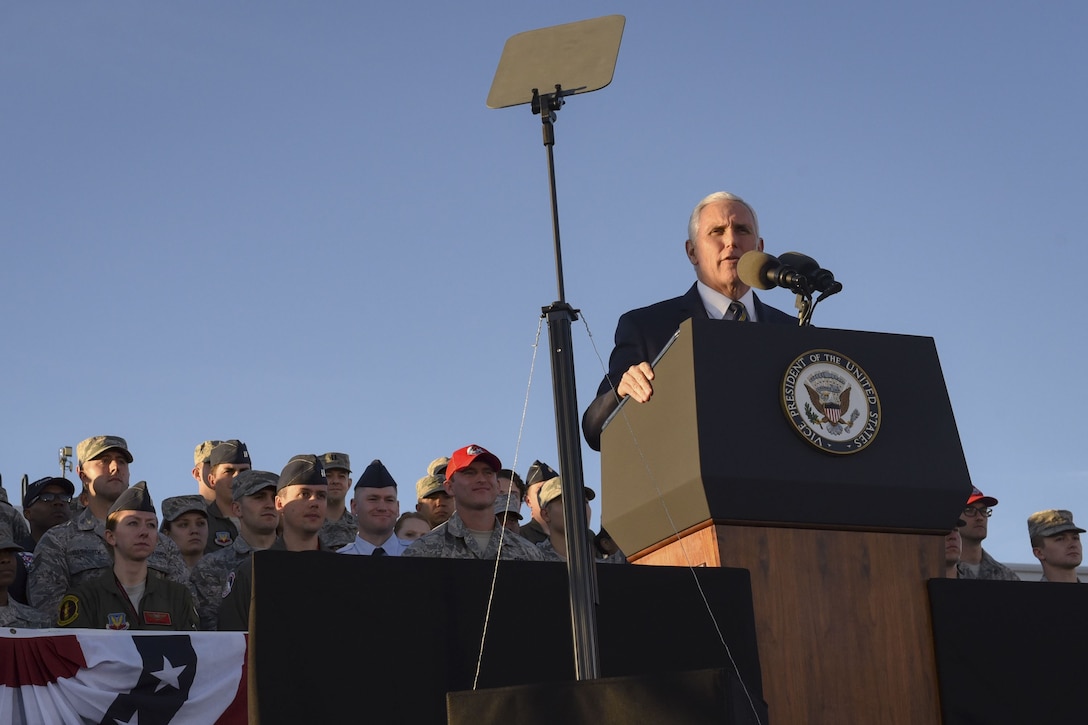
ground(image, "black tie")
xmin=372 ymin=547 xmax=386 ymax=557
xmin=725 ymin=301 xmax=749 ymax=321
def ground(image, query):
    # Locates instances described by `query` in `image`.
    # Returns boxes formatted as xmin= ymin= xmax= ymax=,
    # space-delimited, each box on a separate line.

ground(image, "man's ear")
xmin=685 ymin=239 xmax=697 ymax=264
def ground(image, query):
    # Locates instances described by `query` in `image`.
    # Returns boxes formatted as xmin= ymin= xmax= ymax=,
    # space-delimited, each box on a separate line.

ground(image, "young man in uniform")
xmin=190 ymin=469 xmax=279 ymax=630
xmin=319 ymin=452 xmax=358 ymax=550
xmin=338 ymin=460 xmax=408 ymax=556
xmin=403 ymin=445 xmax=545 ymax=561
xmin=203 ymin=440 xmax=252 ymax=553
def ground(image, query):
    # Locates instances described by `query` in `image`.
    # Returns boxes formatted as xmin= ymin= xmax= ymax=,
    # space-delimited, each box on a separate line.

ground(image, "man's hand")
xmin=617 ymin=362 xmax=655 ymax=403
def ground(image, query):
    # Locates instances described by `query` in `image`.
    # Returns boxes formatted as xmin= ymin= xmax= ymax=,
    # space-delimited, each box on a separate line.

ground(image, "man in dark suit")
xmin=582 ymin=191 xmax=796 ymax=450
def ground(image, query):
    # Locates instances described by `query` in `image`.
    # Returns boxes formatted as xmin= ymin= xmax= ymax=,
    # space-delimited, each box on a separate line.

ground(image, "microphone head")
xmin=738 ymin=250 xmax=778 ymax=290
xmin=778 ymin=251 xmax=819 ymax=274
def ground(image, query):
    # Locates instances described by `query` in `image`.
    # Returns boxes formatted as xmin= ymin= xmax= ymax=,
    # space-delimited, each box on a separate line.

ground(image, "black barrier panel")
xmin=928 ymin=578 xmax=1088 ymax=724
xmin=251 ymin=552 xmax=765 ymax=725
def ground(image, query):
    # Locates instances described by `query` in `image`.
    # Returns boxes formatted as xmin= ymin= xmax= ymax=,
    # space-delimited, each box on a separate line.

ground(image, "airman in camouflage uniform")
xmin=27 ymin=436 xmax=189 ymax=620
xmin=319 ymin=452 xmax=357 ymax=550
xmin=0 ymin=537 xmax=53 ymax=628
xmin=190 ymin=470 xmax=280 ymax=630
xmin=533 ymin=477 xmax=623 ymax=564
xmin=956 ymin=486 xmax=1020 ymax=581
xmin=1027 ymin=509 xmax=1085 ymax=583
xmin=403 ymin=445 xmax=547 ymax=562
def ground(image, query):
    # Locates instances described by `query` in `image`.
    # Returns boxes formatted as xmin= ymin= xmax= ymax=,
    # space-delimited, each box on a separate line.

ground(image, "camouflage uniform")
xmin=403 ymin=512 xmax=549 ymax=561
xmin=190 ymin=534 xmax=262 ymax=631
xmin=27 ymin=507 xmax=189 ymax=619
xmin=204 ymin=500 xmax=239 ymax=554
xmin=0 ymin=600 xmax=54 ymax=628
xmin=956 ymin=549 xmax=1021 ymax=581
xmin=319 ymin=510 xmax=358 ymax=551
xmin=536 ymin=538 xmax=628 ymax=564
xmin=57 ymin=570 xmax=198 ymax=631
xmin=0 ymin=501 xmax=32 ymax=544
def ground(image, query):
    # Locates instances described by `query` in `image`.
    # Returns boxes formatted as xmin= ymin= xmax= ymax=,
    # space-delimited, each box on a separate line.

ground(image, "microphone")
xmin=737 ymin=251 xmax=808 ymax=292
xmin=778 ymin=252 xmax=842 ymax=294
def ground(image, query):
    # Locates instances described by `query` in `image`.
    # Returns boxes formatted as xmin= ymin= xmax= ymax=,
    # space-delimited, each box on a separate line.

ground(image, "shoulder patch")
xmin=214 ymin=531 xmax=233 ymax=547
xmin=222 ymin=571 xmax=235 ymax=598
xmin=57 ymin=595 xmax=80 ymax=626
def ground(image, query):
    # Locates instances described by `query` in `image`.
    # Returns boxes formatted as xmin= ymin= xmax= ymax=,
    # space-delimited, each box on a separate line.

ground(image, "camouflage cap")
xmin=537 ymin=476 xmax=596 ymax=510
xmin=0 ymin=536 xmax=22 ymax=552
xmin=537 ymin=477 xmax=564 ymax=510
xmin=416 ymin=474 xmax=445 ymax=500
xmin=494 ymin=491 xmax=523 ymax=520
xmin=232 ymin=469 xmax=280 ymax=501
xmin=278 ymin=455 xmax=327 ymax=492
xmin=77 ymin=436 xmax=133 ymax=465
xmin=1028 ymin=509 xmax=1086 ymax=541
xmin=321 ymin=452 xmax=351 ymax=473
xmin=355 ymin=459 xmax=397 ymax=490
xmin=193 ymin=440 xmax=223 ymax=467
xmin=160 ymin=495 xmax=207 ymax=524
xmin=107 ymin=481 xmax=155 ymax=518
xmin=427 ymin=456 xmax=450 ymax=479
xmin=23 ymin=476 xmax=76 ymax=509
xmin=525 ymin=460 xmax=559 ymax=488
xmin=209 ymin=440 xmax=251 ymax=468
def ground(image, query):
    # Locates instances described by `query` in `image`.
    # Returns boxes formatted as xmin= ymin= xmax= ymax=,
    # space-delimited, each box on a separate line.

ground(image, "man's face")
xmin=525 ymin=482 xmax=544 ymax=522
xmin=542 ymin=499 xmax=566 ymax=535
xmin=79 ymin=450 xmax=130 ymax=503
xmin=24 ymin=484 xmax=74 ymax=531
xmin=353 ymin=486 xmax=400 ymax=538
xmin=105 ymin=511 xmax=159 ymax=562
xmin=446 ymin=463 xmax=498 ymax=512
xmin=233 ymin=488 xmax=279 ymax=537
xmin=325 ymin=469 xmax=352 ymax=506
xmin=416 ymin=491 xmax=455 ymax=528
xmin=0 ymin=548 xmax=17 ymax=588
xmin=208 ymin=462 xmax=252 ymax=506
xmin=1034 ymin=531 xmax=1083 ymax=569
xmin=276 ymin=485 xmax=328 ymax=535
xmin=944 ymin=529 xmax=961 ymax=567
xmin=166 ymin=512 xmax=208 ymax=557
xmin=684 ymin=199 xmax=763 ymax=298
xmin=497 ymin=477 xmax=523 ymax=503
xmin=959 ymin=504 xmax=990 ymax=543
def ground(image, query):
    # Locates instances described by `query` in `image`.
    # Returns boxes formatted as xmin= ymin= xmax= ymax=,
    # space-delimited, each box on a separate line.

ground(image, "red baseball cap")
xmin=966 ymin=486 xmax=998 ymax=507
xmin=447 ymin=444 xmax=502 ymax=479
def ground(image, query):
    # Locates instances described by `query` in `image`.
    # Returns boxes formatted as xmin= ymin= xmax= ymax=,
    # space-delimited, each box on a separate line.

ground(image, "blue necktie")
xmin=725 ymin=301 xmax=749 ymax=321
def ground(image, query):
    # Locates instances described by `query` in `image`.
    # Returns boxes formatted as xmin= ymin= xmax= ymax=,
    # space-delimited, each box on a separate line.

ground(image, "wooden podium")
xmin=600 ymin=319 xmax=972 ymax=724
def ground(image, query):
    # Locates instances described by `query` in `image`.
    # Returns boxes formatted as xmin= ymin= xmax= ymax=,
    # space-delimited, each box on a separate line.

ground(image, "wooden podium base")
xmin=632 ymin=524 xmax=944 ymax=725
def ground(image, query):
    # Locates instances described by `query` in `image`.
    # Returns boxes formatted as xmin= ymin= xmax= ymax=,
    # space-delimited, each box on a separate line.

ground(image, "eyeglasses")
xmin=962 ymin=506 xmax=992 ymax=518
xmin=31 ymin=493 xmax=73 ymax=505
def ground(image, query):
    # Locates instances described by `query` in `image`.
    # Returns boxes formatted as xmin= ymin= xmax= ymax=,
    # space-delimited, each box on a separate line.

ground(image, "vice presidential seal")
xmin=781 ymin=349 xmax=881 ymax=454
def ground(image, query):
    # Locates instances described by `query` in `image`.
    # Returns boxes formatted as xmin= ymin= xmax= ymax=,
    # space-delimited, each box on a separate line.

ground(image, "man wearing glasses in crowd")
xmin=956 ymin=486 xmax=1020 ymax=580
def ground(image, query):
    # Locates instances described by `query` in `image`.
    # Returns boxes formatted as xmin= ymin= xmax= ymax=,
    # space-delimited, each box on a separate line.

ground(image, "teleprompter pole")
xmin=536 ymin=86 xmax=601 ymax=680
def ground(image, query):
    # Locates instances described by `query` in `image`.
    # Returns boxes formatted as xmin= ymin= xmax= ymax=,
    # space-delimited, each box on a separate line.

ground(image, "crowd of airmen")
xmin=0 ymin=435 xmax=624 ymax=631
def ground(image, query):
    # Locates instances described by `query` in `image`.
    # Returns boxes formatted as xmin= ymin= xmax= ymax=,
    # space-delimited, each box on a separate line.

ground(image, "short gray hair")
xmin=687 ymin=191 xmax=759 ymax=241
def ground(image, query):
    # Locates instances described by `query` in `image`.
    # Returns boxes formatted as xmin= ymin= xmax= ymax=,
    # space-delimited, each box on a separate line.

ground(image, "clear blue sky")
xmin=3 ymin=2 xmax=1086 ymax=566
